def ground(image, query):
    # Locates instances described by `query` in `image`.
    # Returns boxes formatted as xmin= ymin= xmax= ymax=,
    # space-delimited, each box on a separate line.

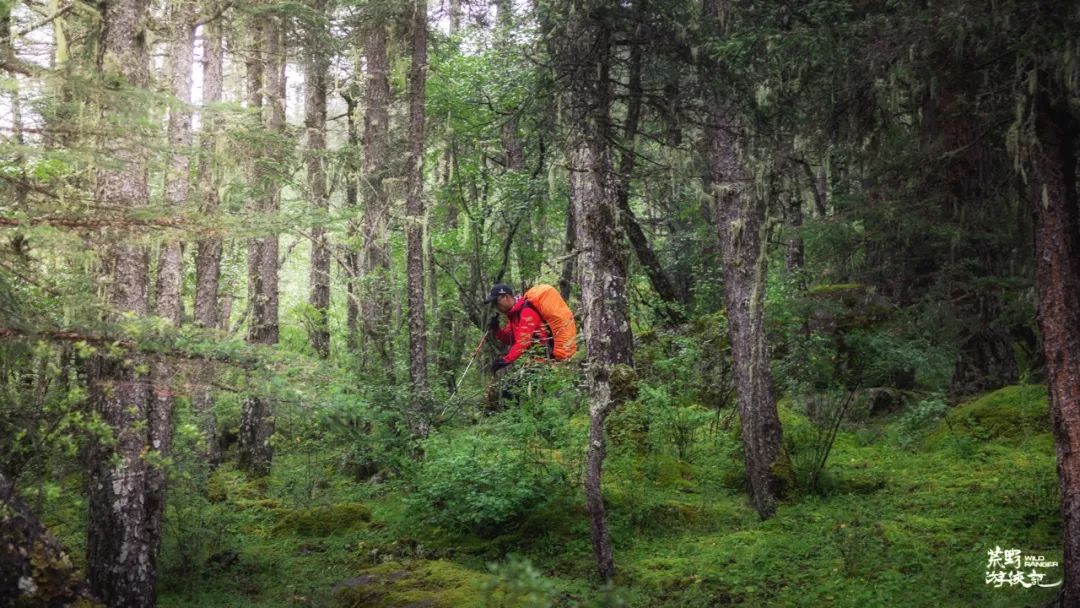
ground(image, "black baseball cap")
xmin=483 ymin=283 xmax=514 ymax=304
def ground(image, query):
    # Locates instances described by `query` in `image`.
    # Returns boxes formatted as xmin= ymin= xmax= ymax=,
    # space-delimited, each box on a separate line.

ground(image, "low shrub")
xmin=407 ymin=431 xmax=558 ymax=537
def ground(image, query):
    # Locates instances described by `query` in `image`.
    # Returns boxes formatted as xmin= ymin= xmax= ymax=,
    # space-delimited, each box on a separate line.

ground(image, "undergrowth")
xmin=31 ymin=383 xmax=1059 ymax=607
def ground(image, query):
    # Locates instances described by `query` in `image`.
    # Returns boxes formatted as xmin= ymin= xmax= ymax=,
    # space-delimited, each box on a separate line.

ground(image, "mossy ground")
xmin=34 ymin=384 xmax=1059 ymax=607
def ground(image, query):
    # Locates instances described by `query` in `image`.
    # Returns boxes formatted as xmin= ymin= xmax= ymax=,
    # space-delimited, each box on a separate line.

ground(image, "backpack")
xmin=523 ymin=284 xmax=578 ymax=361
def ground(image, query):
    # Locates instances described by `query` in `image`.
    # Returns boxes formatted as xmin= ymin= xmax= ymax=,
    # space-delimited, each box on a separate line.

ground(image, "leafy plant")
xmin=894 ymin=395 xmax=950 ymax=448
xmin=407 ymin=431 xmax=555 ymax=537
xmin=481 ymin=554 xmax=557 ymax=608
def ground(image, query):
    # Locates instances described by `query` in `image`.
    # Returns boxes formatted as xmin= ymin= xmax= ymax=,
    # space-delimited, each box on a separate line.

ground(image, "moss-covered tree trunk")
xmin=1029 ymin=73 xmax=1080 ymax=606
xmin=702 ymin=0 xmax=786 ymax=521
xmin=239 ymin=15 xmax=282 ymax=478
xmin=305 ymin=0 xmax=331 ymax=359
xmin=1 ymin=472 xmax=97 ymax=606
xmin=559 ymin=1 xmax=635 ymax=581
xmin=86 ymin=0 xmax=156 ymax=603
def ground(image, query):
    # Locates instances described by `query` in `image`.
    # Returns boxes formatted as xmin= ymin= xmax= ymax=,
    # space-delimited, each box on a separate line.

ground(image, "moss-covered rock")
xmin=924 ymin=384 xmax=1049 ymax=447
xmin=273 ymin=503 xmax=372 ymax=536
xmin=332 ymin=559 xmax=487 ymax=608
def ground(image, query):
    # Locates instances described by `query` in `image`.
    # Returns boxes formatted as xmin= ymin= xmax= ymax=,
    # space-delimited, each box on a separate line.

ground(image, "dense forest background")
xmin=2 ymin=0 xmax=1080 ymax=606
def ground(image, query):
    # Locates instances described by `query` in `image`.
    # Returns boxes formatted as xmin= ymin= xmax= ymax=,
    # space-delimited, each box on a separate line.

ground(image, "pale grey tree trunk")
xmin=405 ymin=0 xmax=430 ymax=431
xmin=86 ymin=0 xmax=155 ymax=604
xmin=193 ymin=0 xmax=226 ymax=465
xmin=449 ymin=0 xmax=461 ymax=32
xmin=305 ymin=0 xmax=331 ymax=359
xmin=239 ymin=15 xmax=282 ymax=478
xmin=703 ymin=0 xmax=786 ymax=521
xmin=557 ymin=2 xmax=634 ymax=581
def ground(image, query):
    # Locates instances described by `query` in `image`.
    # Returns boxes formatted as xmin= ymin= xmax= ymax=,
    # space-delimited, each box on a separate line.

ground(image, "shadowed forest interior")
xmin=2 ymin=0 xmax=1080 ymax=607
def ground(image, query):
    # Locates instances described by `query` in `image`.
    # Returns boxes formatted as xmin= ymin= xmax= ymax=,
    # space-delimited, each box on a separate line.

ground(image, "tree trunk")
xmin=146 ymin=0 xmax=196 ymax=584
xmin=305 ymin=0 xmax=330 ymax=359
xmin=559 ymin=199 xmax=576 ymax=302
xmin=193 ymin=0 xmax=225 ymax=465
xmin=572 ymin=138 xmax=634 ymax=582
xmin=342 ymin=86 xmax=361 ymax=354
xmin=1 ymin=472 xmax=95 ymax=606
xmin=784 ymin=191 xmax=804 ymax=274
xmin=239 ymin=16 xmax=282 ymax=478
xmin=449 ymin=0 xmax=461 ymax=32
xmin=558 ymin=3 xmax=634 ymax=581
xmin=707 ymin=116 xmax=786 ymax=520
xmin=156 ymin=0 xmax=193 ymax=328
xmin=1029 ymin=74 xmax=1080 ymax=606
xmin=406 ymin=0 xmax=430 ymax=431
xmin=86 ymin=0 xmax=155 ymax=604
xmin=360 ymin=22 xmax=393 ymax=380
xmin=703 ymin=0 xmax=786 ymax=521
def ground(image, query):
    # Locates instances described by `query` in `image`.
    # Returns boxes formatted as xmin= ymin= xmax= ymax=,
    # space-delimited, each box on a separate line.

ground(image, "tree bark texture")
xmin=86 ymin=0 xmax=156 ymax=604
xmin=559 ymin=2 xmax=634 ymax=581
xmin=783 ymin=192 xmax=804 ymax=274
xmin=305 ymin=0 xmax=331 ymax=359
xmin=239 ymin=16 xmax=282 ymax=478
xmin=193 ymin=0 xmax=225 ymax=465
xmin=156 ymin=0 xmax=193 ymax=328
xmin=703 ymin=0 xmax=785 ymax=521
xmin=360 ymin=23 xmax=393 ymax=378
xmin=707 ymin=113 xmax=786 ymax=520
xmin=405 ymin=0 xmax=430 ymax=427
xmin=1029 ymin=75 xmax=1080 ymax=606
xmin=559 ymin=199 xmax=576 ymax=302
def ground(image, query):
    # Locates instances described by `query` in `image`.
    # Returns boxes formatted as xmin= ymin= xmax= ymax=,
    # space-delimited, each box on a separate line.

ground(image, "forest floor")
xmin=40 ymin=384 xmax=1062 ymax=607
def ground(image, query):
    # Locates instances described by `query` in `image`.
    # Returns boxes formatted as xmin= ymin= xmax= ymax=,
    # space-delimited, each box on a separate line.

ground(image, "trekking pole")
xmin=450 ymin=331 xmax=489 ymax=400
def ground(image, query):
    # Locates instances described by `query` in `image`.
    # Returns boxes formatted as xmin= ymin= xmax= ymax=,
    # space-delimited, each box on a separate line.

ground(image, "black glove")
xmin=488 ymin=315 xmax=501 ymax=332
xmin=490 ymin=358 xmax=509 ymax=373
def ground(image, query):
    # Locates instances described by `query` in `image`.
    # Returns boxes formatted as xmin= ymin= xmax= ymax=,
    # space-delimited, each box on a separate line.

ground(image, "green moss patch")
xmin=205 ymin=465 xmax=263 ymax=503
xmin=273 ymin=503 xmax=372 ymax=536
xmin=332 ymin=560 xmax=487 ymax=608
xmin=925 ymin=384 xmax=1049 ymax=447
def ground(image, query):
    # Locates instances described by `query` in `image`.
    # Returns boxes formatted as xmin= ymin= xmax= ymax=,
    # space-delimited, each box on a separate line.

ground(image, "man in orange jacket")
xmin=483 ymin=283 xmax=553 ymax=372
